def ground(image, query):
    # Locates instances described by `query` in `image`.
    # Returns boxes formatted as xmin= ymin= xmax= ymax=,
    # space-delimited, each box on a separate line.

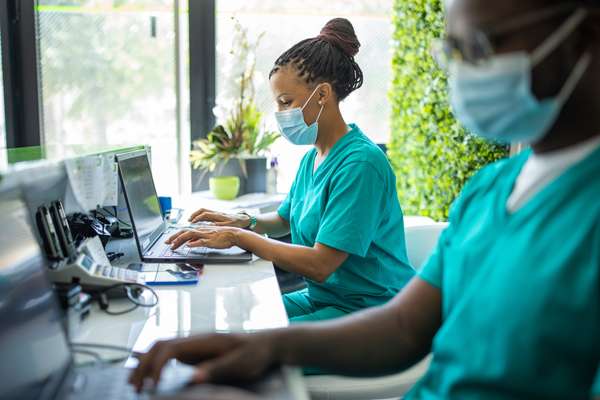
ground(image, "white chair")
xmin=404 ymin=222 xmax=448 ymax=271
xmin=403 ymin=215 xmax=435 ymax=228
xmin=304 ymin=222 xmax=449 ymax=400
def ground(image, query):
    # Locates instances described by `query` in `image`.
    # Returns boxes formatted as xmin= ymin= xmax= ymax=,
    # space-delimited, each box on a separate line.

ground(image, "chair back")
xmin=405 ymin=222 xmax=448 ymax=271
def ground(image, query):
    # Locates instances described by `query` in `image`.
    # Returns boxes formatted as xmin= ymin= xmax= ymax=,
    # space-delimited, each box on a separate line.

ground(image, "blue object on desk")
xmin=158 ymin=196 xmax=172 ymax=217
xmin=166 ymin=208 xmax=184 ymax=224
xmin=144 ymin=269 xmax=199 ymax=286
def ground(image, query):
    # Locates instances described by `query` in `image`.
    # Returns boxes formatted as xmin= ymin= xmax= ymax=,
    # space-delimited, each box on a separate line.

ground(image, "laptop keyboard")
xmin=147 ymin=236 xmax=209 ymax=258
xmin=145 ymin=231 xmax=248 ymax=259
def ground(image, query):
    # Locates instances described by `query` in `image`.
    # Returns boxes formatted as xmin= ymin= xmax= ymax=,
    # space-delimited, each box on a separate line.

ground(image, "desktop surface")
xmin=76 ymin=231 xmax=305 ymax=398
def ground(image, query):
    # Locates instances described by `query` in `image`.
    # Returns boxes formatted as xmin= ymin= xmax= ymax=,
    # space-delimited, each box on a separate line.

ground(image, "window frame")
xmin=0 ymin=0 xmax=42 ymax=148
xmin=0 ymin=0 xmax=217 ymax=161
xmin=188 ymin=0 xmax=216 ymax=143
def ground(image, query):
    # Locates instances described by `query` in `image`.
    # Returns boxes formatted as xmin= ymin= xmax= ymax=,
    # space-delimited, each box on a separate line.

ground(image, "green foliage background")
xmin=388 ymin=0 xmax=509 ymax=221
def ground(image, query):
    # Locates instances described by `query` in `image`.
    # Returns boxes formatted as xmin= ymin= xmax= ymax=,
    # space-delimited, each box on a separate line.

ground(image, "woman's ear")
xmin=317 ymin=83 xmax=334 ymax=105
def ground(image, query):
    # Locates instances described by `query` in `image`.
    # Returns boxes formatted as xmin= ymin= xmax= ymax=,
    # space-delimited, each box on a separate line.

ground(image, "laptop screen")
xmin=0 ymin=189 xmax=72 ymax=400
xmin=117 ymin=152 xmax=164 ymax=252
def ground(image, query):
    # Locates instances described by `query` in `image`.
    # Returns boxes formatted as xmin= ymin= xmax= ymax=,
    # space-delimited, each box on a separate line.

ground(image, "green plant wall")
xmin=388 ymin=0 xmax=509 ymax=221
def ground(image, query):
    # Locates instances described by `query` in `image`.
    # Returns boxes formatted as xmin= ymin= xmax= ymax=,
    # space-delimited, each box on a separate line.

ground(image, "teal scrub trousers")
xmin=283 ymin=289 xmax=350 ymax=323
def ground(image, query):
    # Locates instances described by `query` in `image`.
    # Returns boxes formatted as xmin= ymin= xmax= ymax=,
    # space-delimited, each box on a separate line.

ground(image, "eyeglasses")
xmin=431 ymin=3 xmax=581 ymax=69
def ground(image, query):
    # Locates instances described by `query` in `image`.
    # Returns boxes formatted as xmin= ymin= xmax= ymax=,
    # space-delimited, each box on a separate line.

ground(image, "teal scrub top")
xmin=408 ymin=146 xmax=600 ymax=399
xmin=278 ymin=124 xmax=414 ymax=312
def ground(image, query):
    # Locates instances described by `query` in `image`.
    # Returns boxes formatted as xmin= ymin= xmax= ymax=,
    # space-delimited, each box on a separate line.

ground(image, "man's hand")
xmin=128 ymin=333 xmax=277 ymax=392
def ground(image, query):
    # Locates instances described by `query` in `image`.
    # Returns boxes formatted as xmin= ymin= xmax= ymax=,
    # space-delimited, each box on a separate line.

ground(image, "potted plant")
xmin=190 ymin=18 xmax=279 ymax=199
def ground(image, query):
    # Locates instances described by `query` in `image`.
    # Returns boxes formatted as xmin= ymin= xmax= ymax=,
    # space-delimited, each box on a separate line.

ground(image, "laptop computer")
xmin=115 ymin=150 xmax=252 ymax=264
xmin=0 ymin=186 xmax=196 ymax=400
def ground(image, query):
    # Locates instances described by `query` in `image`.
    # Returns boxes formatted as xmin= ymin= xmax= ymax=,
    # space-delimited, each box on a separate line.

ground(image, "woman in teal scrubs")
xmin=167 ymin=18 xmax=414 ymax=323
xmin=132 ymin=1 xmax=600 ymax=398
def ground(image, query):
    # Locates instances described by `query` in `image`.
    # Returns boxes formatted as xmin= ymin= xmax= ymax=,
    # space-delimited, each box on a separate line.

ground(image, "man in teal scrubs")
xmin=279 ymin=123 xmax=414 ymax=322
xmin=132 ymin=0 xmax=600 ymax=397
xmin=408 ymin=143 xmax=600 ymax=399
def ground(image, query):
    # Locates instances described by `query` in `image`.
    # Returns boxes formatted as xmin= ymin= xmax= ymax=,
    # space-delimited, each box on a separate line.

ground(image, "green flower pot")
xmin=209 ymin=176 xmax=240 ymax=200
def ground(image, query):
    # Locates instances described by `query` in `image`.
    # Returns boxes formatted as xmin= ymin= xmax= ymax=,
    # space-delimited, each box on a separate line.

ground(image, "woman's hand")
xmin=166 ymin=226 xmax=240 ymax=249
xmin=128 ymin=333 xmax=278 ymax=392
xmin=189 ymin=208 xmax=250 ymax=228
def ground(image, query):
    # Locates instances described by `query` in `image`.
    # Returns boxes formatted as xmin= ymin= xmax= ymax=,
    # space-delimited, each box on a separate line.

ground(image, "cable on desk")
xmin=71 ymin=346 xmax=133 ymax=366
xmin=93 ymin=283 xmax=159 ymax=316
xmin=71 ymin=348 xmax=103 ymax=365
xmin=71 ymin=342 xmax=136 ymax=354
xmin=71 ymin=342 xmax=142 ymax=363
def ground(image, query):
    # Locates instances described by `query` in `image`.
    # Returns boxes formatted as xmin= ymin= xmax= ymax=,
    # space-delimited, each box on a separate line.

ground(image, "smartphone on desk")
xmin=142 ymin=267 xmax=200 ymax=286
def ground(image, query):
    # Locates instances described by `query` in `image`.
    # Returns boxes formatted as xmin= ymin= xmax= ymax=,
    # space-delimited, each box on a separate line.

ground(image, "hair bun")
xmin=318 ymin=18 xmax=360 ymax=57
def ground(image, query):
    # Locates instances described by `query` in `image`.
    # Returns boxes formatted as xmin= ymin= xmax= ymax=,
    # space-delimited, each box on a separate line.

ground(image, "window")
xmin=37 ymin=0 xmax=189 ymax=195
xmin=216 ymin=0 xmax=393 ymax=191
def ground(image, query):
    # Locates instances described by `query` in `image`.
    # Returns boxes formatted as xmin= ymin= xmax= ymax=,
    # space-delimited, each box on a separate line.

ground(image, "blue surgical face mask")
xmin=449 ymin=9 xmax=591 ymax=145
xmin=274 ymin=85 xmax=324 ymax=145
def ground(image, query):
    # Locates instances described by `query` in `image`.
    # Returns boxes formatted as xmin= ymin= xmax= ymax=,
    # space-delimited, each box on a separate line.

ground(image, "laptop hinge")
xmin=145 ymin=221 xmax=169 ymax=256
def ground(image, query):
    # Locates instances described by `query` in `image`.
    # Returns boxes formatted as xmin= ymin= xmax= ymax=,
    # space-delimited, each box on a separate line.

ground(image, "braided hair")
xmin=269 ymin=18 xmax=364 ymax=101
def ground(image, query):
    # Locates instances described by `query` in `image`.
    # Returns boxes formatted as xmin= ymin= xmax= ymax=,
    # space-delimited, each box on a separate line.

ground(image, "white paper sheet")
xmin=103 ymin=158 xmax=119 ymax=207
xmin=65 ymin=154 xmax=120 ymax=211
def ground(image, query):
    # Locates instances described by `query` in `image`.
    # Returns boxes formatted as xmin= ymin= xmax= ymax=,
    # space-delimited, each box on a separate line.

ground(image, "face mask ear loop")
xmin=314 ymin=103 xmax=325 ymax=125
xmin=301 ymin=84 xmax=322 ymax=111
xmin=531 ymin=8 xmax=587 ymax=67
xmin=556 ymin=52 xmax=592 ymax=105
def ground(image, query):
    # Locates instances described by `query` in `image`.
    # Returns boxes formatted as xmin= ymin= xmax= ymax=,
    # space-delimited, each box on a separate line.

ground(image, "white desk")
xmin=79 ymin=192 xmax=291 ymax=355
xmin=73 ymin=253 xmax=308 ymax=398
xmin=74 ymin=260 xmax=289 ymax=348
